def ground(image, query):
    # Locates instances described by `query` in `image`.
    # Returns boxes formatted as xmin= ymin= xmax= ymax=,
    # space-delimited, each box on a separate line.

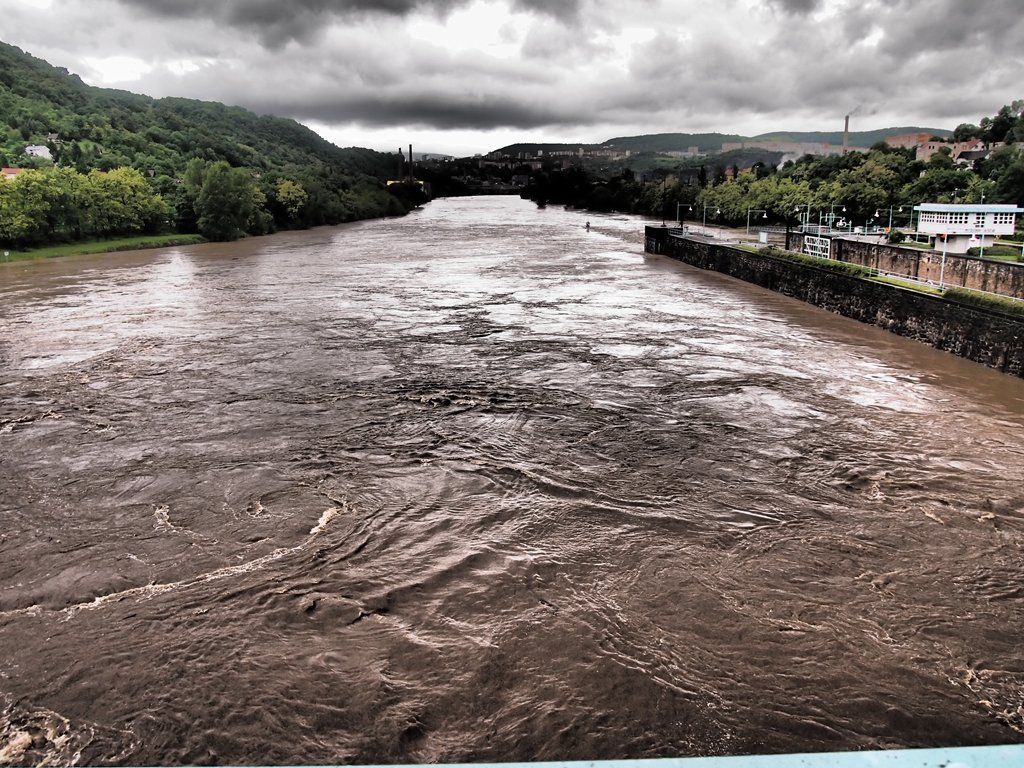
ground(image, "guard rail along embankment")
xmin=645 ymin=226 xmax=1024 ymax=378
xmin=786 ymin=231 xmax=1024 ymax=299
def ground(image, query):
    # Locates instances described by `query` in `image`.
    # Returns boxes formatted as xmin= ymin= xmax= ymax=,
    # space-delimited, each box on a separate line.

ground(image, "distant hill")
xmin=750 ymin=126 xmax=952 ymax=146
xmin=496 ymin=126 xmax=952 ymax=158
xmin=496 ymin=142 xmax=602 ymax=156
xmin=0 ymin=41 xmax=398 ymax=180
xmin=601 ymin=133 xmax=746 ymax=153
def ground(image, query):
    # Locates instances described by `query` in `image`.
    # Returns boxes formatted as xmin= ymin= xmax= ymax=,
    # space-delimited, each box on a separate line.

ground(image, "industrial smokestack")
xmin=398 ymin=147 xmax=404 ymax=179
xmin=843 ymin=115 xmax=850 ymax=154
xmin=408 ymin=144 xmax=413 ymax=181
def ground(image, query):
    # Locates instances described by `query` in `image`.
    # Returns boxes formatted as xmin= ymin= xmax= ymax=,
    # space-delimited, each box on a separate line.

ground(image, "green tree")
xmin=275 ymin=179 xmax=308 ymax=220
xmin=995 ymin=152 xmax=1024 ymax=204
xmin=194 ymin=161 xmax=266 ymax=241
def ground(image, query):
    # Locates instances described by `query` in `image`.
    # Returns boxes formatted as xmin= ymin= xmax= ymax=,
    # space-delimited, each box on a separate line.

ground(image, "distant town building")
xmin=915 ymin=138 xmax=983 ymax=163
xmin=721 ymin=139 xmax=853 ymax=158
xmin=884 ymin=132 xmax=934 ymax=149
xmin=1 ymin=167 xmax=25 ymax=180
xmin=24 ymin=145 xmax=52 ymax=160
xmin=664 ymin=146 xmax=702 ymax=158
xmin=955 ymin=149 xmax=990 ymax=167
xmin=914 ymin=203 xmax=1024 ymax=254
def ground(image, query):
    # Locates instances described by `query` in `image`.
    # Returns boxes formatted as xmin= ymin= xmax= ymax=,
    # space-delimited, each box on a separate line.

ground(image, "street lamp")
xmin=794 ymin=204 xmax=811 ymax=231
xmin=746 ymin=208 xmax=768 ymax=235
xmin=822 ymin=204 xmax=845 ymax=231
xmin=702 ymin=204 xmax=720 ymax=235
xmin=659 ymin=177 xmax=670 ymax=225
xmin=939 ymin=231 xmax=949 ymax=290
xmin=677 ymin=203 xmax=692 ymax=227
xmin=873 ymin=206 xmax=905 ymax=233
xmin=979 ymin=193 xmax=988 ymax=261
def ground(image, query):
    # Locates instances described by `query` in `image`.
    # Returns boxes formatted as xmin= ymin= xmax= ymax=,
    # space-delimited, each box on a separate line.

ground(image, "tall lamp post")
xmin=874 ymin=206 xmax=905 ymax=233
xmin=746 ymin=208 xmax=767 ymax=235
xmin=979 ymin=193 xmax=987 ymax=261
xmin=822 ymin=204 xmax=845 ymax=231
xmin=677 ymin=203 xmax=692 ymax=227
xmin=702 ymin=204 xmax=720 ymax=235
xmin=660 ymin=178 xmax=669 ymax=225
xmin=939 ymin=232 xmax=949 ymax=290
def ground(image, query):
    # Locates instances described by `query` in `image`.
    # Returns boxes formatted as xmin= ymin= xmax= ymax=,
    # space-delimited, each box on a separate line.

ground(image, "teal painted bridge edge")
xmin=352 ymin=745 xmax=1024 ymax=768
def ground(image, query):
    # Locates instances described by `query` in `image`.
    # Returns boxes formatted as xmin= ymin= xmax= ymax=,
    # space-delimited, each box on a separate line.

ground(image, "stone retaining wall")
xmin=785 ymin=232 xmax=1024 ymax=299
xmin=646 ymin=227 xmax=1024 ymax=377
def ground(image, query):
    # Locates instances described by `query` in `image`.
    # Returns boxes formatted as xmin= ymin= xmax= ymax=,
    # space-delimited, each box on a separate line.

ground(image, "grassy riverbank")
xmin=1 ymin=234 xmax=207 ymax=263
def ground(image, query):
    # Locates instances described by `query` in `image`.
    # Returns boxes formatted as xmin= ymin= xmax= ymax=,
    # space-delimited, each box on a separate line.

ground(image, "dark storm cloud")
xmin=876 ymin=0 xmax=1024 ymax=56
xmin=111 ymin=0 xmax=580 ymax=45
xmin=111 ymin=0 xmax=463 ymax=44
xmin=3 ymin=0 xmax=1024 ymax=144
xmin=762 ymin=0 xmax=820 ymax=14
xmin=512 ymin=0 xmax=582 ymax=21
xmin=262 ymin=93 xmax=585 ymax=130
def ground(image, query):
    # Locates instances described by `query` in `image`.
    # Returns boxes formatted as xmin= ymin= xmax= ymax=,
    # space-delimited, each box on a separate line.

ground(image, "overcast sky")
xmin=3 ymin=0 xmax=1023 ymax=155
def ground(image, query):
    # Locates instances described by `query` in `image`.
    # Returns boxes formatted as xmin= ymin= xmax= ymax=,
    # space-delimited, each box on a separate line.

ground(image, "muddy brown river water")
xmin=1 ymin=196 xmax=1023 ymax=765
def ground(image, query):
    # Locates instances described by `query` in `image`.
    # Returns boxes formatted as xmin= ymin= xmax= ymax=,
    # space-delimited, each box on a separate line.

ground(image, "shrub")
xmin=944 ymin=287 xmax=1024 ymax=318
xmin=761 ymin=246 xmax=875 ymax=277
xmin=966 ymin=245 xmax=1020 ymax=260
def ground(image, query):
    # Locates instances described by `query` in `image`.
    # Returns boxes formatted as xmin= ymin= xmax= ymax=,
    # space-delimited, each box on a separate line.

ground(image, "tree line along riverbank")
xmin=0 ymin=41 xmax=426 ymax=257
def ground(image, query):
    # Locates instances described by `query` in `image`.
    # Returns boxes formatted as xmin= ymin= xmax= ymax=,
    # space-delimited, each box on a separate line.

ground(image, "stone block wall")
xmin=785 ymin=232 xmax=1024 ymax=299
xmin=647 ymin=227 xmax=1024 ymax=377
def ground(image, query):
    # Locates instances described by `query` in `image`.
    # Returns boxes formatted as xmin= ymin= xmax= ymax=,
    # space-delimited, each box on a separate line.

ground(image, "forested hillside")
xmin=0 ymin=41 xmax=419 ymax=248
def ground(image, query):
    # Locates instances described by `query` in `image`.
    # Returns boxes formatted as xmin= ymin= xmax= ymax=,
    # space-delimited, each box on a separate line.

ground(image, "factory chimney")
xmin=843 ymin=115 xmax=850 ymax=154
xmin=408 ymin=144 xmax=414 ymax=182
xmin=397 ymin=147 xmax=404 ymax=179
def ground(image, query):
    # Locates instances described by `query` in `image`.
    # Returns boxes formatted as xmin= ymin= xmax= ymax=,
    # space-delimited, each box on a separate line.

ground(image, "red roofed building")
xmin=1 ymin=167 xmax=25 ymax=181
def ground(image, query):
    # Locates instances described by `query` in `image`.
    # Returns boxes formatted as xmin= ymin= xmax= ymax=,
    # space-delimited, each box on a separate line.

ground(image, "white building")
xmin=24 ymin=144 xmax=52 ymax=160
xmin=914 ymin=203 xmax=1023 ymax=254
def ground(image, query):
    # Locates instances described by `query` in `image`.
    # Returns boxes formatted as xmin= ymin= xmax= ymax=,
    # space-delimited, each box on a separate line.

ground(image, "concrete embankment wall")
xmin=786 ymin=231 xmax=1024 ymax=299
xmin=646 ymin=227 xmax=1024 ymax=378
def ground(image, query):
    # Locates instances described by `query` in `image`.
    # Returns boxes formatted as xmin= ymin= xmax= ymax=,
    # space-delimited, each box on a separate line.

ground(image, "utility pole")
xmin=939 ymin=233 xmax=949 ymax=290
xmin=979 ymin=193 xmax=987 ymax=261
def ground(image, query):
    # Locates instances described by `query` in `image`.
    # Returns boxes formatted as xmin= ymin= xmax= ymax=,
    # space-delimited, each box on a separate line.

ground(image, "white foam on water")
xmin=310 ymin=505 xmax=340 ymax=536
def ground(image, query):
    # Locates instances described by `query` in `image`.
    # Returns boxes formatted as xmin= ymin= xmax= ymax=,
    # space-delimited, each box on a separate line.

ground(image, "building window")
xmin=994 ymin=212 xmax=1015 ymax=225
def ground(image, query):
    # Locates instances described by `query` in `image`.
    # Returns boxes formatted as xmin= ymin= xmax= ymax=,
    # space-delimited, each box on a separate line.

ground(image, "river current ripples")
xmin=1 ymin=196 xmax=1023 ymax=765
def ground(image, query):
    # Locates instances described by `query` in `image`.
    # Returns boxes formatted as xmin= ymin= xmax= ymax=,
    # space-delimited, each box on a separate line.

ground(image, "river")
xmin=1 ymin=196 xmax=1023 ymax=765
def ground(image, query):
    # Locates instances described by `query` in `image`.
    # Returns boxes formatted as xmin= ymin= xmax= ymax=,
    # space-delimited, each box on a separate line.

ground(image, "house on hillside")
xmin=915 ymin=138 xmax=983 ymax=163
xmin=1 ymin=167 xmax=24 ymax=180
xmin=24 ymin=145 xmax=52 ymax=160
xmin=956 ymin=149 xmax=991 ymax=168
